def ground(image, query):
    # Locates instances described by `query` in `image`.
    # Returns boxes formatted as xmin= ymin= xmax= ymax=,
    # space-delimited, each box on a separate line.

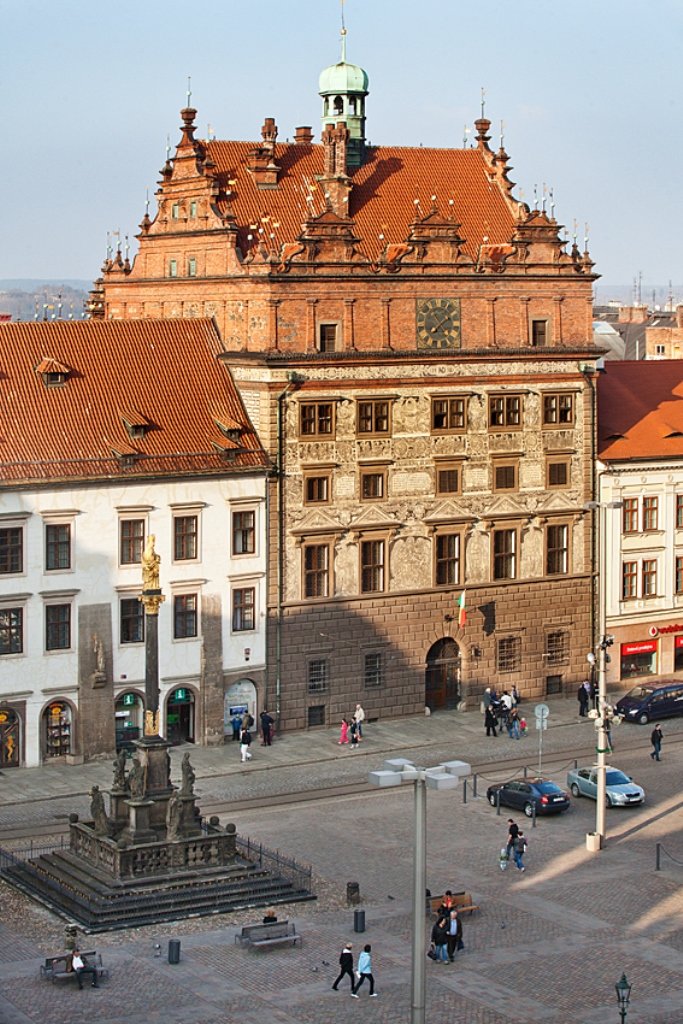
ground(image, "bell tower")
xmin=318 ymin=26 xmax=369 ymax=168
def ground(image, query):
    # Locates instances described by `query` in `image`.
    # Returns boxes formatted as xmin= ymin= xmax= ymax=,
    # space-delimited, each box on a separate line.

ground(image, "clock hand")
xmin=430 ymin=314 xmax=451 ymax=333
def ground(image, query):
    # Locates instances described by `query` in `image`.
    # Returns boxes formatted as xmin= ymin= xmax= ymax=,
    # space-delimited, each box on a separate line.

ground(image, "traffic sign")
xmin=534 ymin=702 xmax=550 ymax=720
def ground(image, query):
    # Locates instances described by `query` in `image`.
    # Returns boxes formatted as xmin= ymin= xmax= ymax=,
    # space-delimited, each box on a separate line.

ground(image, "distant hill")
xmin=0 ymin=281 xmax=91 ymax=321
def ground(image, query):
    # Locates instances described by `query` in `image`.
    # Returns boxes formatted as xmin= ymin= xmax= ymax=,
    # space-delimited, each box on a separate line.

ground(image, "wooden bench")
xmin=40 ymin=951 xmax=108 ymax=983
xmin=234 ymin=921 xmax=301 ymax=949
xmin=428 ymin=891 xmax=480 ymax=917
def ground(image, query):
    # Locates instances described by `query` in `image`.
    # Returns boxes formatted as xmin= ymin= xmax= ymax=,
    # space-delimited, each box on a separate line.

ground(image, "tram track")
xmin=3 ymin=728 xmax=678 ymax=845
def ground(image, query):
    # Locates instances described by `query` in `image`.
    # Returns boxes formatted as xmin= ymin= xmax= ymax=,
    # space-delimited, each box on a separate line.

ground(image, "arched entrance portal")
xmin=223 ymin=680 xmax=257 ymax=740
xmin=115 ymin=691 xmax=145 ymax=751
xmin=166 ymin=687 xmax=195 ymax=745
xmin=425 ymin=638 xmax=461 ymax=711
xmin=0 ymin=707 xmax=20 ymax=768
xmin=43 ymin=701 xmax=72 ymax=759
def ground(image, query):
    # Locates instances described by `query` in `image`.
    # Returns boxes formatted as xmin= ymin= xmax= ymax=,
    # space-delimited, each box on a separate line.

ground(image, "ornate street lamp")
xmin=615 ymin=972 xmax=632 ymax=1024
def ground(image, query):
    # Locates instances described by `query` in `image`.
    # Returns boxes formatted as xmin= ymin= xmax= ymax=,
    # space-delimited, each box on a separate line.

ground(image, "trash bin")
xmin=168 ymin=939 xmax=181 ymax=964
xmin=346 ymin=881 xmax=360 ymax=905
xmin=353 ymin=909 xmax=366 ymax=933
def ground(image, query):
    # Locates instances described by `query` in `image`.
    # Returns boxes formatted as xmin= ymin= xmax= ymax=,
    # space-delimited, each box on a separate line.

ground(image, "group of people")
xmin=230 ymin=709 xmax=275 ymax=763
xmin=501 ymin=818 xmax=528 ymax=872
xmin=332 ymin=942 xmax=377 ymax=998
xmin=482 ymin=687 xmax=524 ymax=739
xmin=338 ymin=704 xmax=366 ymax=749
xmin=577 ymin=679 xmax=596 ymax=716
xmin=429 ymin=893 xmax=464 ymax=963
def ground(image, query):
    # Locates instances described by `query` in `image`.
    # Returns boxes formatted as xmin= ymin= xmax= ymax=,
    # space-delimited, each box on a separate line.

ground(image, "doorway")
xmin=425 ymin=638 xmax=461 ymax=711
xmin=0 ymin=708 xmax=20 ymax=768
xmin=115 ymin=691 xmax=144 ymax=751
xmin=43 ymin=701 xmax=72 ymax=759
xmin=166 ymin=687 xmax=195 ymax=745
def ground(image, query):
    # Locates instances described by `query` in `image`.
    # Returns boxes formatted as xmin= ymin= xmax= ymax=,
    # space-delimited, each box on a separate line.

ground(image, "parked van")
xmin=616 ymin=681 xmax=683 ymax=725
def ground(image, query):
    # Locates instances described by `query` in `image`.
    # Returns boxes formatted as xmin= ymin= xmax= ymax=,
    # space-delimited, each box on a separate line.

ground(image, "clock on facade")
xmin=416 ymin=298 xmax=461 ymax=349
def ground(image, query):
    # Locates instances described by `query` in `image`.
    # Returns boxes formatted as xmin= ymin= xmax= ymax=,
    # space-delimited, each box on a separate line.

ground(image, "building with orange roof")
xmin=94 ymin=33 xmax=603 ymax=729
xmin=0 ymin=318 xmax=268 ymax=768
xmin=598 ymin=360 xmax=683 ymax=688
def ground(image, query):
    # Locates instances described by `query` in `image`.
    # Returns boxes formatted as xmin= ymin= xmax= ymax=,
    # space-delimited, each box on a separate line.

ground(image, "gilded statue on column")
xmin=141 ymin=534 xmax=161 ymax=591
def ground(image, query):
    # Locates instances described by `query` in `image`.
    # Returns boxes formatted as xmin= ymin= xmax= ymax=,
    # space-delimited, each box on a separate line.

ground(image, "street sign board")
xmin=534 ymin=702 xmax=550 ymax=720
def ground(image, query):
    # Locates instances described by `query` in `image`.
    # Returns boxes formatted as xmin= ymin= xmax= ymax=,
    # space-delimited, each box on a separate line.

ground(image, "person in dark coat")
xmin=650 ymin=724 xmax=663 ymax=761
xmin=485 ymin=704 xmax=498 ymax=737
xmin=332 ymin=942 xmax=355 ymax=991
xmin=577 ymin=682 xmax=589 ymax=717
xmin=446 ymin=909 xmax=463 ymax=961
xmin=430 ymin=916 xmax=449 ymax=962
xmin=260 ymin=709 xmax=274 ymax=746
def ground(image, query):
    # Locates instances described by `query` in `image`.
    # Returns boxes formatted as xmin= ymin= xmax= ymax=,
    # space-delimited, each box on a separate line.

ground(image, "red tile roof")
xmin=206 ymin=141 xmax=517 ymax=261
xmin=598 ymin=360 xmax=683 ymax=461
xmin=0 ymin=318 xmax=267 ymax=485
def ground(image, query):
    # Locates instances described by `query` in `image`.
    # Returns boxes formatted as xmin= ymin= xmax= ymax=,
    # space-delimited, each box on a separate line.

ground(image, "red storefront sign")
xmin=621 ymin=640 xmax=657 ymax=656
xmin=675 ymin=636 xmax=683 ymax=650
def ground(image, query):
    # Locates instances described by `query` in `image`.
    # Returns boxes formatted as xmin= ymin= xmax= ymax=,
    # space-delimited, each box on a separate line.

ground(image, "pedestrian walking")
xmin=349 ymin=718 xmax=359 ymax=749
xmin=506 ymin=818 xmax=519 ymax=859
xmin=446 ymin=909 xmax=463 ymax=961
xmin=511 ymin=684 xmax=521 ymax=706
xmin=240 ymin=727 xmax=253 ymax=763
xmin=353 ymin=703 xmax=366 ymax=741
xmin=332 ymin=942 xmax=355 ymax=992
xmin=338 ymin=717 xmax=350 ymax=745
xmin=430 ymin=916 xmax=449 ymax=962
xmin=484 ymin=705 xmax=498 ymax=737
xmin=481 ymin=686 xmax=492 ymax=715
xmin=507 ymin=707 xmax=521 ymax=739
xmin=512 ymin=830 xmax=527 ymax=872
xmin=650 ymin=724 xmax=663 ymax=761
xmin=260 ymin=709 xmax=274 ymax=746
xmin=230 ymin=712 xmax=242 ymax=741
xmin=578 ymin=681 xmax=589 ymax=717
xmin=351 ymin=943 xmax=377 ymax=997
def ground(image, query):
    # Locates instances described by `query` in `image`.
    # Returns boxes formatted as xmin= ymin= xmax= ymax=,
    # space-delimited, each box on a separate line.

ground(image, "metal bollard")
xmin=531 ymin=803 xmax=537 ymax=828
xmin=472 ymin=773 xmax=478 ymax=798
xmin=655 ymin=842 xmax=661 ymax=871
xmin=462 ymin=778 xmax=467 ymax=804
xmin=496 ymin=790 xmax=501 ymax=816
xmin=523 ymin=765 xmax=528 ymax=779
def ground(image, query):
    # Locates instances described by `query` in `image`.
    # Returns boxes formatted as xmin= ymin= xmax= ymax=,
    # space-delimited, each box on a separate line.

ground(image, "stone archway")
xmin=425 ymin=638 xmax=461 ymax=711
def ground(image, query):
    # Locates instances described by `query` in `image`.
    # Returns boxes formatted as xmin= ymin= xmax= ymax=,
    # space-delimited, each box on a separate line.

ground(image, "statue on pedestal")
xmin=180 ymin=752 xmax=195 ymax=798
xmin=112 ymin=748 xmax=127 ymax=791
xmin=166 ymin=791 xmax=181 ymax=840
xmin=141 ymin=534 xmax=161 ymax=591
xmin=90 ymin=785 xmax=111 ymax=836
xmin=128 ymin=757 xmax=146 ymax=800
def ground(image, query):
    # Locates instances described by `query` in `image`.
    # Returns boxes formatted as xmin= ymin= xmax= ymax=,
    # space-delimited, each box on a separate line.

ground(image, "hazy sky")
xmin=3 ymin=0 xmax=682 ymax=295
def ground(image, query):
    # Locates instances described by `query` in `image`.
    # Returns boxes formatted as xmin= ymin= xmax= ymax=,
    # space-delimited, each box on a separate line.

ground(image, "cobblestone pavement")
xmin=1 ymin=698 xmax=683 ymax=1022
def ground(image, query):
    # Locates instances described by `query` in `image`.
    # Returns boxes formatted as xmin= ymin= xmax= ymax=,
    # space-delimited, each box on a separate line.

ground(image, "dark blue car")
xmin=487 ymin=778 xmax=570 ymax=817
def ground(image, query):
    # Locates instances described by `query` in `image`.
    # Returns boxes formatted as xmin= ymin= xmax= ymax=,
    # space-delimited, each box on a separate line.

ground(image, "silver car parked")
xmin=566 ymin=765 xmax=645 ymax=807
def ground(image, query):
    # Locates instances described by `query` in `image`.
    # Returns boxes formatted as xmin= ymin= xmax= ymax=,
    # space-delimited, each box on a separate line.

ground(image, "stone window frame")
xmin=43 ymin=514 xmax=75 ymax=574
xmin=546 ymin=456 xmax=571 ymax=490
xmin=430 ymin=395 xmax=467 ymax=434
xmin=232 ymin=586 xmax=256 ymax=632
xmin=530 ymin=316 xmax=551 ymax=348
xmin=545 ymin=521 xmax=570 ymax=576
xmin=357 ymin=398 xmax=391 ymax=437
xmin=359 ymin=466 xmax=388 ymax=503
xmin=188 ymin=256 xmax=197 ymax=277
xmin=231 ymin=508 xmax=257 ymax=557
xmin=642 ymin=558 xmax=658 ymax=598
xmin=0 ymin=514 xmax=28 ymax=576
xmin=492 ymin=525 xmax=518 ymax=581
xmin=299 ymin=401 xmax=335 ymax=439
xmin=169 ymin=259 xmax=178 ymax=278
xmin=44 ymin=600 xmax=72 ymax=653
xmin=622 ymin=560 xmax=637 ymax=600
xmin=172 ymin=591 xmax=200 ymax=641
xmin=0 ymin=597 xmax=27 ymax=657
xmin=434 ymin=459 xmax=462 ymax=497
xmin=488 ymin=394 xmax=522 ymax=430
xmin=492 ymin=458 xmax=519 ymax=494
xmin=364 ymin=651 xmax=384 ymax=688
xmin=172 ymin=507 xmax=201 ymax=564
xmin=542 ymin=392 xmax=574 ymax=427
xmin=303 ymin=469 xmax=333 ymax=506
xmin=359 ymin=533 xmax=387 ymax=594
xmin=434 ymin=529 xmax=462 ymax=588
xmin=307 ymin=657 xmax=329 ymax=694
xmin=318 ymin=322 xmax=340 ymax=353
xmin=497 ymin=635 xmax=522 ymax=673
xmin=302 ymin=539 xmax=333 ymax=600
xmin=622 ymin=498 xmax=639 ymax=534
xmin=120 ymin=594 xmax=145 ymax=645
xmin=642 ymin=496 xmax=659 ymax=532
xmin=545 ymin=628 xmax=570 ymax=666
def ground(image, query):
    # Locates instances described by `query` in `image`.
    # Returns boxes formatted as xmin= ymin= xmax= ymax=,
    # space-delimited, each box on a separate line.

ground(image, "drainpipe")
xmin=274 ymin=375 xmax=299 ymax=729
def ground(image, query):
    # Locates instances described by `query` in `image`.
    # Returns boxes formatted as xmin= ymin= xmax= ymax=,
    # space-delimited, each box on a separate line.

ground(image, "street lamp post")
xmin=368 ymin=758 xmax=470 ymax=1024
xmin=585 ymin=499 xmax=623 ymax=849
xmin=615 ymin=972 xmax=632 ymax=1023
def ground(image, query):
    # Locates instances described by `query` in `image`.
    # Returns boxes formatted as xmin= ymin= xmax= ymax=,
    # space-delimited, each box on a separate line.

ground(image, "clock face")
xmin=416 ymin=298 xmax=461 ymax=349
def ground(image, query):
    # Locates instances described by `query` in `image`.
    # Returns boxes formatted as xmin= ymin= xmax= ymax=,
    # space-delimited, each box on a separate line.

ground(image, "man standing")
xmin=260 ymin=708 xmax=274 ymax=746
xmin=513 ymin=830 xmax=527 ymax=872
xmin=332 ymin=942 xmax=355 ymax=992
xmin=446 ymin=909 xmax=463 ymax=962
xmin=650 ymin=724 xmax=663 ymax=761
xmin=506 ymin=818 xmax=519 ymax=859
xmin=240 ymin=726 xmax=253 ymax=763
xmin=577 ymin=681 xmax=589 ymax=717
xmin=354 ymin=703 xmax=366 ymax=742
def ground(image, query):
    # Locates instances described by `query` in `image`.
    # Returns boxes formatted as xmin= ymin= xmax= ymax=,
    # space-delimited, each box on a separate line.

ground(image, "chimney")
xmin=246 ymin=119 xmax=281 ymax=189
xmin=676 ymin=304 xmax=683 ymax=329
xmin=294 ymin=126 xmax=314 ymax=145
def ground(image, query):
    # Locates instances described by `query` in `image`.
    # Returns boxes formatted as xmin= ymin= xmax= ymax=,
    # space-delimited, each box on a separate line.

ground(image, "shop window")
xmin=620 ymin=641 xmax=657 ymax=677
xmin=121 ymin=598 xmax=145 ymax=644
xmin=300 ymin=402 xmax=334 ymax=437
xmin=307 ymin=659 xmax=328 ymax=694
xmin=622 ymin=561 xmax=637 ymax=600
xmin=546 ymin=524 xmax=569 ymax=576
xmin=0 ymin=708 xmax=20 ymax=768
xmin=493 ymin=529 xmax=516 ymax=580
xmin=547 ymin=459 xmax=570 ymax=489
xmin=120 ymin=519 xmax=145 ymax=565
xmin=642 ymin=559 xmax=657 ymax=597
xmin=357 ymin=400 xmax=390 ymax=436
xmin=173 ymin=594 xmax=198 ymax=639
xmin=364 ymin=652 xmax=384 ymax=688
xmin=436 ymin=462 xmax=460 ymax=495
xmin=0 ymin=607 xmax=23 ymax=655
xmin=643 ymin=496 xmax=659 ymax=532
xmin=46 ymin=604 xmax=71 ymax=651
xmin=360 ymin=538 xmax=385 ymax=593
xmin=542 ymin=393 xmax=573 ymax=426
xmin=489 ymin=395 xmax=521 ymax=429
xmin=232 ymin=510 xmax=255 ymax=555
xmin=493 ymin=462 xmax=517 ymax=492
xmin=304 ymin=473 xmax=331 ymax=505
xmin=0 ymin=527 xmax=23 ymax=574
xmin=545 ymin=630 xmax=569 ymax=665
xmin=174 ymin=514 xmax=198 ymax=561
xmin=45 ymin=523 xmax=71 ymax=571
xmin=307 ymin=704 xmax=326 ymax=727
xmin=360 ymin=469 xmax=386 ymax=501
xmin=303 ymin=543 xmax=330 ymax=599
xmin=622 ymin=499 xmax=638 ymax=534
xmin=435 ymin=532 xmax=460 ymax=587
xmin=431 ymin=397 xmax=465 ymax=433
xmin=675 ymin=637 xmax=683 ymax=671
xmin=44 ymin=702 xmax=71 ymax=758
xmin=497 ymin=636 xmax=521 ymax=672
xmin=232 ymin=587 xmax=255 ymax=631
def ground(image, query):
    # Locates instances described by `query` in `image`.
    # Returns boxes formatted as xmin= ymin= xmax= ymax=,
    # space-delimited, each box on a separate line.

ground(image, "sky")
xmin=3 ymin=0 xmax=683 ymax=298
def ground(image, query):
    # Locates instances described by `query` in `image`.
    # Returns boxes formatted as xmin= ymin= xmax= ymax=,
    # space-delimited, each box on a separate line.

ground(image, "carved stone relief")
xmin=390 ymin=534 xmax=430 ymax=590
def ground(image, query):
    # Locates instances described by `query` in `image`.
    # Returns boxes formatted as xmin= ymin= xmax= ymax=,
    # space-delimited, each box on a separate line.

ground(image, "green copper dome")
xmin=319 ymin=59 xmax=369 ymax=96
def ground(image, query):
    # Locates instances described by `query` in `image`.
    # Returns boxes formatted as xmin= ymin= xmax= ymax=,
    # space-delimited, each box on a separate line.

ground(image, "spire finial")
xmin=145 ymin=189 xmax=150 ymax=215
xmin=186 ymin=76 xmax=192 ymax=107
xmin=340 ymin=0 xmax=347 ymax=61
xmin=166 ymin=134 xmax=171 ymax=160
xmin=499 ymin=119 xmax=505 ymax=149
xmin=480 ymin=86 xmax=486 ymax=118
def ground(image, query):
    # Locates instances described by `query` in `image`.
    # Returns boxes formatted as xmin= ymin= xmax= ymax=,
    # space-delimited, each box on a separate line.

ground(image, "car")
xmin=486 ymin=778 xmax=570 ymax=817
xmin=566 ymin=765 xmax=645 ymax=807
xmin=615 ymin=681 xmax=683 ymax=725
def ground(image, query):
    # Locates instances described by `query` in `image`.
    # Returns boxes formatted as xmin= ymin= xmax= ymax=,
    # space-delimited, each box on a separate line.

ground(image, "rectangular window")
xmin=531 ymin=319 xmax=548 ymax=347
xmin=643 ymin=496 xmax=659 ymax=532
xmin=120 ymin=597 xmax=144 ymax=644
xmin=642 ymin=559 xmax=657 ymax=597
xmin=45 ymin=524 xmax=71 ymax=571
xmin=303 ymin=544 xmax=330 ymax=598
xmin=233 ymin=510 xmax=255 ymax=555
xmin=189 ymin=200 xmax=197 ymax=218
xmin=304 ymin=473 xmax=331 ymax=505
xmin=0 ymin=527 xmax=22 ymax=574
xmin=169 ymin=259 xmax=178 ymax=277
xmin=431 ymin=397 xmax=465 ymax=433
xmin=46 ymin=604 xmax=70 ymax=651
xmin=494 ymin=462 xmax=517 ymax=492
xmin=307 ymin=658 xmax=328 ymax=694
xmin=677 ymin=495 xmax=683 ymax=529
xmin=171 ymin=202 xmax=180 ymax=220
xmin=174 ymin=594 xmax=198 ymax=639
xmin=361 ymin=539 xmax=385 ymax=593
xmin=489 ymin=395 xmax=521 ymax=428
xmin=543 ymin=393 xmax=574 ymax=425
xmin=357 ymin=400 xmax=390 ymax=436
xmin=188 ymin=257 xmax=197 ymax=277
xmin=364 ymin=652 xmax=384 ymax=688
xmin=435 ymin=533 xmax=460 ymax=586
xmin=120 ymin=519 xmax=144 ymax=565
xmin=174 ymin=515 xmax=198 ymax=560
xmin=622 ymin=561 xmax=637 ymax=600
xmin=0 ymin=607 xmax=23 ymax=655
xmin=497 ymin=636 xmax=521 ymax=672
xmin=360 ymin=470 xmax=386 ymax=501
xmin=232 ymin=587 xmax=255 ymax=631
xmin=676 ymin=556 xmax=683 ymax=595
xmin=300 ymin=402 xmax=334 ymax=437
xmin=546 ymin=524 xmax=569 ymax=576
xmin=623 ymin=498 xmax=638 ymax=534
xmin=547 ymin=459 xmax=570 ymax=489
xmin=436 ymin=462 xmax=460 ymax=495
xmin=493 ymin=529 xmax=516 ymax=580
xmin=307 ymin=704 xmax=326 ymax=727
xmin=546 ymin=630 xmax=569 ymax=665
xmin=319 ymin=323 xmax=338 ymax=352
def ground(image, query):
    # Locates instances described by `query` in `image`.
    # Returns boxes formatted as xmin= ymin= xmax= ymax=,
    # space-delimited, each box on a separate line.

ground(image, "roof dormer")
xmin=120 ymin=408 xmax=151 ymax=439
xmin=35 ymin=357 xmax=71 ymax=388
